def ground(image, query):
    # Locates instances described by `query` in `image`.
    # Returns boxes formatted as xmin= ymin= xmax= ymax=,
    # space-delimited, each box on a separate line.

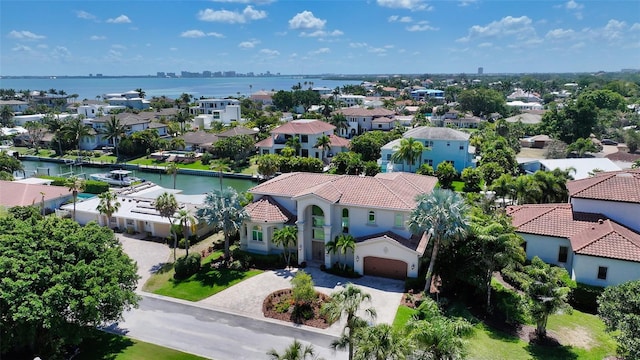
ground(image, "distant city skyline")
xmin=1 ymin=0 xmax=639 ymax=76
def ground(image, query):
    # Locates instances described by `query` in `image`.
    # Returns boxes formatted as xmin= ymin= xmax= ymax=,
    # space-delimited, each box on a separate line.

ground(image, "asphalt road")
xmin=105 ymin=295 xmax=348 ymax=360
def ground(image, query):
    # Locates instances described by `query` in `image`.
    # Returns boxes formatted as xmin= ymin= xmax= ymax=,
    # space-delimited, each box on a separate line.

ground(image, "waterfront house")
xmin=507 ymin=169 xmax=640 ymax=287
xmin=189 ymin=98 xmax=242 ymax=125
xmin=0 ymin=99 xmax=29 ymax=114
xmin=103 ymin=90 xmax=150 ymax=110
xmin=0 ymin=179 xmax=73 ymax=213
xmin=61 ymin=184 xmax=212 ymax=239
xmin=179 ymin=131 xmax=219 ymax=152
xmin=333 ymin=107 xmax=396 ymax=138
xmin=255 ymin=119 xmax=349 ymax=159
xmin=240 ymin=172 xmax=437 ymax=279
xmin=380 ymin=126 xmax=476 ymax=173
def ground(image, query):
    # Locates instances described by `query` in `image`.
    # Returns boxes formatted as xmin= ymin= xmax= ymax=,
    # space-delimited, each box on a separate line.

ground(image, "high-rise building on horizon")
xmin=478 ymin=67 xmax=484 ymax=75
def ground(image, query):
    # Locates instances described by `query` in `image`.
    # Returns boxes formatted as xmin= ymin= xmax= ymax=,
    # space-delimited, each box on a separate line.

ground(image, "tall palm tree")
xmin=65 ymin=176 xmax=85 ymax=221
xmin=176 ymin=209 xmax=196 ymax=256
xmin=0 ymin=105 xmax=14 ymax=126
xmin=330 ymin=113 xmax=348 ymax=137
xmin=155 ymin=192 xmax=179 ymax=260
xmin=513 ymin=175 xmax=540 ymax=205
xmin=272 ymin=226 xmax=298 ymax=268
xmin=196 ymin=187 xmax=248 ymax=262
xmin=354 ymin=324 xmax=410 ymax=360
xmin=44 ymin=113 xmax=65 ymax=156
xmin=409 ymin=189 xmax=470 ymax=293
xmin=391 ymin=137 xmax=425 ymax=172
xmin=491 ymin=173 xmax=514 ymax=206
xmin=134 ymin=88 xmax=146 ymax=98
xmin=104 ymin=115 xmax=126 ymax=161
xmin=321 ymin=284 xmax=377 ymax=360
xmin=166 ymin=162 xmax=179 ymax=189
xmin=336 ymin=234 xmax=355 ymax=271
xmin=174 ymin=110 xmax=190 ymax=133
xmin=267 ymin=339 xmax=320 ymax=360
xmin=314 ymin=134 xmax=331 ymax=160
xmin=320 ymin=98 xmax=334 ymax=120
xmin=96 ymin=191 xmax=120 ymax=228
xmin=61 ymin=116 xmax=91 ymax=152
xmin=285 ymin=136 xmax=302 ymax=157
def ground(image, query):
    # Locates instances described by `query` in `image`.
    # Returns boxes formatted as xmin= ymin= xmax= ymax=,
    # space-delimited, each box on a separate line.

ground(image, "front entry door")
xmin=312 ymin=241 xmax=325 ymax=262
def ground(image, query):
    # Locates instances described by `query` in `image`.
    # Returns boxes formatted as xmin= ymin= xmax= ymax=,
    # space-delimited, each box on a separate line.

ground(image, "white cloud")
xmin=12 ymin=44 xmax=32 ymax=52
xmin=107 ymin=15 xmax=131 ymax=24
xmin=7 ymin=30 xmax=45 ymax=40
xmin=565 ymin=0 xmax=583 ymax=10
xmin=238 ymin=39 xmax=260 ymax=48
xmin=603 ymin=19 xmax=626 ymax=40
xmin=350 ymin=42 xmax=368 ymax=48
xmin=546 ymin=28 xmax=575 ymax=40
xmin=212 ymin=0 xmax=274 ymax=3
xmin=458 ymin=0 xmax=478 ymax=6
xmin=388 ymin=15 xmax=413 ymax=23
xmin=289 ymin=11 xmax=326 ymax=30
xmin=377 ymin=0 xmax=432 ymax=11
xmin=197 ymin=6 xmax=266 ymax=24
xmin=90 ymin=35 xmax=106 ymax=40
xmin=457 ymin=16 xmax=537 ymax=42
xmin=406 ymin=21 xmax=437 ymax=32
xmin=180 ymin=30 xmax=225 ymax=38
xmin=300 ymin=29 xmax=343 ymax=38
xmin=76 ymin=10 xmax=96 ymax=20
xmin=310 ymin=47 xmax=330 ymax=55
xmin=368 ymin=47 xmax=387 ymax=54
xmin=477 ymin=42 xmax=493 ymax=48
xmin=51 ymin=46 xmax=71 ymax=59
xmin=169 ymin=47 xmax=178 ymax=51
xmin=631 ymin=23 xmax=640 ymax=31
xmin=259 ymin=48 xmax=280 ymax=56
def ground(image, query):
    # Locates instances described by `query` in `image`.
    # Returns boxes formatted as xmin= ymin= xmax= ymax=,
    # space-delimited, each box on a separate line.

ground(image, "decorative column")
xmin=296 ymin=220 xmax=306 ymax=265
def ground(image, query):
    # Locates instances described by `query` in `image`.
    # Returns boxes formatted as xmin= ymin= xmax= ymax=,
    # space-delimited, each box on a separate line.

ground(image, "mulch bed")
xmin=263 ymin=289 xmax=332 ymax=329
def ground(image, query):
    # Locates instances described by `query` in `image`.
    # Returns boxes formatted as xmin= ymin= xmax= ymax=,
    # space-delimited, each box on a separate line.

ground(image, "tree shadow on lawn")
xmin=526 ymin=341 xmax=578 ymax=360
xmin=173 ymin=267 xmax=248 ymax=288
xmin=76 ymin=330 xmax=135 ymax=360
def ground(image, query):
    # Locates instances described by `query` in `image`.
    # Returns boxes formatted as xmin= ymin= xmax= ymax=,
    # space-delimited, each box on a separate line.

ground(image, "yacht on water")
xmin=90 ymin=169 xmax=143 ymax=186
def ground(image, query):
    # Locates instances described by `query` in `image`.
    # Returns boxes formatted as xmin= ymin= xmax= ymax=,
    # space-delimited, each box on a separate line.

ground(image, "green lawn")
xmin=76 ymin=330 xmax=207 ymax=360
xmin=144 ymin=251 xmax=263 ymax=301
xmin=392 ymin=305 xmax=616 ymax=360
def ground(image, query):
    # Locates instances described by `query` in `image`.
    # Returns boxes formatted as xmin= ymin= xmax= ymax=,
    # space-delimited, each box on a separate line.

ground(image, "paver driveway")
xmin=117 ymin=233 xmax=171 ymax=291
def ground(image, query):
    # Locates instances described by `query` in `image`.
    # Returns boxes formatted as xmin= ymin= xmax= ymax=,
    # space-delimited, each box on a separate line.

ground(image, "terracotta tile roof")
xmin=0 ymin=181 xmax=72 ymax=207
xmin=356 ymin=231 xmax=429 ymax=255
xmin=245 ymin=195 xmax=295 ymax=224
xmin=372 ymin=117 xmax=396 ymax=124
xmin=255 ymin=137 xmax=273 ymax=147
xmin=568 ymin=169 xmax=640 ymax=204
xmin=335 ymin=107 xmax=395 ymax=117
xmin=271 ymin=120 xmax=335 ymax=135
xmin=250 ymin=172 xmax=437 ymax=210
xmin=328 ymin=134 xmax=350 ymax=148
xmin=507 ymin=203 xmax=640 ymax=262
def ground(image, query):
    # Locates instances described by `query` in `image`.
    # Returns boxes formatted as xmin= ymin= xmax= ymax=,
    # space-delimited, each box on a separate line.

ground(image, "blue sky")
xmin=1 ymin=0 xmax=639 ymax=76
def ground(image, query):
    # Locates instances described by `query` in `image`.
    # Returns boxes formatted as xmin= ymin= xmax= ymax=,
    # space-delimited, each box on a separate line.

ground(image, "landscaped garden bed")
xmin=262 ymin=288 xmax=332 ymax=329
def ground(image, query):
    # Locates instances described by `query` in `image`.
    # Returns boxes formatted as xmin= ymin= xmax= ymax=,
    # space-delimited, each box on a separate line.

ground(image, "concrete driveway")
xmin=198 ymin=266 xmax=405 ymax=335
xmin=117 ymin=233 xmax=171 ymax=291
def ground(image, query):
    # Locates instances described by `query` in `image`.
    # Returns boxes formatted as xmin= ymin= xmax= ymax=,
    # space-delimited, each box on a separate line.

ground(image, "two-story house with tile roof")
xmin=507 ymin=169 xmax=640 ymax=287
xmin=255 ymin=119 xmax=349 ymax=160
xmin=240 ymin=172 xmax=437 ymax=279
xmin=380 ymin=126 xmax=476 ymax=173
xmin=334 ymin=107 xmax=396 ymax=138
xmin=190 ymin=98 xmax=242 ymax=126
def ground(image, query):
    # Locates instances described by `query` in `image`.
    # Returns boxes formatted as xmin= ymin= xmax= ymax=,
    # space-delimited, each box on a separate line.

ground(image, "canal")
xmin=18 ymin=160 xmax=256 ymax=195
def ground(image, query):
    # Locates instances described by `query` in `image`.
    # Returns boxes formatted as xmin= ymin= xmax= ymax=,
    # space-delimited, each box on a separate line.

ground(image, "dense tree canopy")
xmin=349 ymin=131 xmax=402 ymax=162
xmin=598 ymin=280 xmax=640 ymax=359
xmin=457 ymin=88 xmax=506 ymax=117
xmin=0 ymin=213 xmax=139 ymax=358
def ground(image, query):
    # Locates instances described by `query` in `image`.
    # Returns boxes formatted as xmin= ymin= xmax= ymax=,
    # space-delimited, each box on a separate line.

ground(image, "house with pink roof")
xmin=255 ymin=119 xmax=349 ymax=160
xmin=240 ymin=171 xmax=437 ymax=279
xmin=507 ymin=169 xmax=640 ymax=287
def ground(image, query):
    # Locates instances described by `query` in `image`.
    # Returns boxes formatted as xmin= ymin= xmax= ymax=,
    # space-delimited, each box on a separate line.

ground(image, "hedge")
xmin=37 ymin=176 xmax=109 ymax=194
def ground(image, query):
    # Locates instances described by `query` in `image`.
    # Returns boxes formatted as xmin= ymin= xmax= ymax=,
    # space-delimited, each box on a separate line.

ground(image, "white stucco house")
xmin=519 ymin=158 xmax=621 ymax=180
xmin=507 ymin=169 xmax=640 ymax=287
xmin=103 ymin=91 xmax=150 ymax=110
xmin=380 ymin=126 xmax=476 ymax=174
xmin=189 ymin=98 xmax=242 ymax=125
xmin=62 ymin=184 xmax=212 ymax=239
xmin=255 ymin=119 xmax=350 ymax=160
xmin=333 ymin=107 xmax=396 ymax=138
xmin=240 ymin=172 xmax=437 ymax=279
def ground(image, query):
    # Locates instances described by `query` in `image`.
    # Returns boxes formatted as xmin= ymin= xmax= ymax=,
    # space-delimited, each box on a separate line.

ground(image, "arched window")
xmin=312 ymin=205 xmax=324 ymax=240
xmin=252 ymin=225 xmax=263 ymax=242
xmin=368 ymin=210 xmax=376 ymax=225
xmin=342 ymin=208 xmax=349 ymax=233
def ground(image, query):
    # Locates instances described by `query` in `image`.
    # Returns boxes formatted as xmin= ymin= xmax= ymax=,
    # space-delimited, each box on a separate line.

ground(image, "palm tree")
xmin=409 ymin=189 xmax=470 ymax=294
xmin=96 ymin=191 xmax=121 ymax=228
xmin=391 ymin=137 xmax=425 ymax=172
xmin=196 ymin=187 xmax=248 ymax=262
xmin=210 ymin=163 xmax=230 ymax=192
xmin=315 ymin=134 xmax=331 ymax=160
xmin=336 ymin=234 xmax=355 ymax=271
xmin=267 ymin=339 xmax=320 ymax=360
xmin=272 ymin=226 xmax=298 ymax=268
xmin=330 ymin=113 xmax=348 ymax=137
xmin=491 ymin=173 xmax=514 ymax=206
xmin=61 ymin=116 xmax=91 ymax=152
xmin=104 ymin=115 xmax=126 ymax=161
xmin=354 ymin=324 xmax=410 ymax=360
xmin=320 ymin=98 xmax=334 ymax=120
xmin=513 ymin=175 xmax=540 ymax=205
xmin=176 ymin=209 xmax=196 ymax=256
xmin=174 ymin=110 xmax=190 ymax=133
xmin=134 ymin=88 xmax=146 ymax=98
xmin=0 ymin=105 xmax=14 ymax=126
xmin=155 ymin=192 xmax=179 ymax=260
xmin=166 ymin=162 xmax=179 ymax=189
xmin=321 ymin=284 xmax=377 ymax=360
xmin=65 ymin=176 xmax=85 ymax=221
xmin=285 ymin=136 xmax=302 ymax=157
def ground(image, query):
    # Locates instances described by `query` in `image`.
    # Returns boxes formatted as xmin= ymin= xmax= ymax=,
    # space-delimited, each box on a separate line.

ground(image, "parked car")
xmin=601 ymin=139 xmax=618 ymax=145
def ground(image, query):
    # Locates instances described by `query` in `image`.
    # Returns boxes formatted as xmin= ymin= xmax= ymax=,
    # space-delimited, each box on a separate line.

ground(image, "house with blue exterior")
xmin=410 ymin=89 xmax=445 ymax=102
xmin=379 ymin=126 xmax=476 ymax=173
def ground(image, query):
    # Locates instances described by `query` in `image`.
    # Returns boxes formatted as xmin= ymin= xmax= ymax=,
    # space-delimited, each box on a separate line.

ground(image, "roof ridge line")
xmin=375 ymin=174 xmax=414 ymax=208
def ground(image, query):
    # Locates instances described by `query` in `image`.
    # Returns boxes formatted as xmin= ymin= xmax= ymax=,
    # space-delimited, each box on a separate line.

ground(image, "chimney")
xmin=598 ymin=219 xmax=604 ymax=224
